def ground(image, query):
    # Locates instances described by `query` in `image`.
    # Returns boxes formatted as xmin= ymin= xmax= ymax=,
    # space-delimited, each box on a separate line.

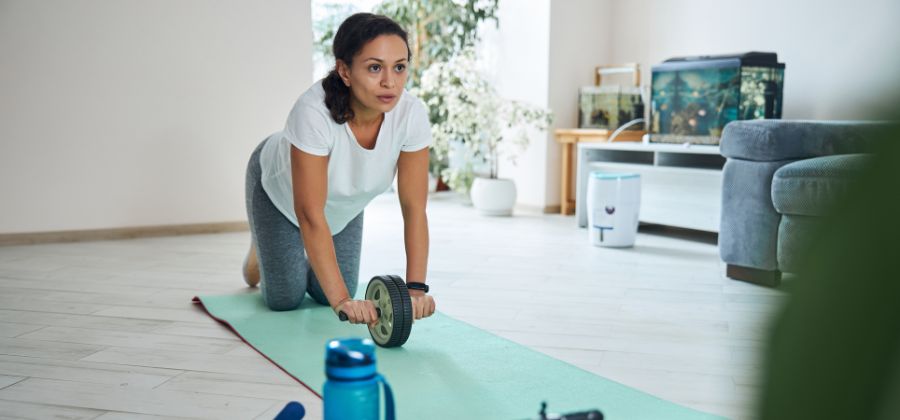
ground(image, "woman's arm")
xmin=290 ymin=146 xmax=345 ymax=305
xmin=396 ymin=147 xmax=435 ymax=319
xmin=397 ymin=147 xmax=429 ymax=284
xmin=291 ymin=146 xmax=377 ymax=324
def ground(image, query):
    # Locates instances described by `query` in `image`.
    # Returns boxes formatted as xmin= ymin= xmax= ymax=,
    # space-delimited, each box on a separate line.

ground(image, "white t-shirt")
xmin=259 ymin=81 xmax=432 ymax=234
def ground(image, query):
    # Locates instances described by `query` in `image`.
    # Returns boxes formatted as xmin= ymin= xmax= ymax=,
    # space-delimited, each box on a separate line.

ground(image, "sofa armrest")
xmin=720 ymin=159 xmax=787 ymax=273
xmin=720 ymin=120 xmax=881 ymax=162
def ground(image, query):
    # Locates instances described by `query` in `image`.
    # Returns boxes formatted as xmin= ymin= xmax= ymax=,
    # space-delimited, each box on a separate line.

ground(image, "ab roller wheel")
xmin=338 ymin=275 xmax=413 ymax=348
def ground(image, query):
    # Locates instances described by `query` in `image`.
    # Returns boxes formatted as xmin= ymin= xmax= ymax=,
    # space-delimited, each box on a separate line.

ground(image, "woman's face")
xmin=338 ymin=34 xmax=409 ymax=117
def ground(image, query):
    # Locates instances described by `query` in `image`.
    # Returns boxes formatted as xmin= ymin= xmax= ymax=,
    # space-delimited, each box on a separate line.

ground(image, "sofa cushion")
xmin=772 ymin=154 xmax=872 ymax=217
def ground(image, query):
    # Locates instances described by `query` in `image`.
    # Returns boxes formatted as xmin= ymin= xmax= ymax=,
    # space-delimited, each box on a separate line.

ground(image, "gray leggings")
xmin=245 ymin=137 xmax=362 ymax=311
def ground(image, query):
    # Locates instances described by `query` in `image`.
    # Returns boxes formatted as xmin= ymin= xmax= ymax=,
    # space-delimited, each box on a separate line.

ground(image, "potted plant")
xmin=418 ymin=49 xmax=553 ymax=215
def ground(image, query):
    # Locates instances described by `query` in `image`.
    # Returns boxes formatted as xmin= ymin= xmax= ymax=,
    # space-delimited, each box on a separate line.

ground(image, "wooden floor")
xmin=0 ymin=192 xmax=784 ymax=420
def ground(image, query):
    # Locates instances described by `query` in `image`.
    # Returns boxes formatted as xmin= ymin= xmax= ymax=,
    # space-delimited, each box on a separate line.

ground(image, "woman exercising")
xmin=241 ymin=13 xmax=435 ymax=326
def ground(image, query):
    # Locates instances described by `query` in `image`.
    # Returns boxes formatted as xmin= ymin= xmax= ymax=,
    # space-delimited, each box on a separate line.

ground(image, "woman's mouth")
xmin=377 ymin=95 xmax=396 ymax=104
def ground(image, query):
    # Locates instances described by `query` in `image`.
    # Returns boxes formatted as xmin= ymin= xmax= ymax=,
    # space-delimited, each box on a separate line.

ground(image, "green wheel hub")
xmin=365 ymin=275 xmax=413 ymax=348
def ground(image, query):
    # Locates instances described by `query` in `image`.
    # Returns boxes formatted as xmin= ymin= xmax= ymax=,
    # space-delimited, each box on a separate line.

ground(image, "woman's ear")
xmin=336 ymin=60 xmax=351 ymax=87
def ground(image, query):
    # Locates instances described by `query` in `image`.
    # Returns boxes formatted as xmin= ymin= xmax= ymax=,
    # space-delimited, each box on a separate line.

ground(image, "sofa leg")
xmin=726 ymin=264 xmax=782 ymax=287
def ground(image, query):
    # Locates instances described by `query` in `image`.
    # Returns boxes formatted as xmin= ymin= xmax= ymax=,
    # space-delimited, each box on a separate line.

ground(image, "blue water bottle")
xmin=324 ymin=338 xmax=395 ymax=420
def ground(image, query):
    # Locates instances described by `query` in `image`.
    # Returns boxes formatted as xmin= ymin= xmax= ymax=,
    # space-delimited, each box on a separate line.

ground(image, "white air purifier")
xmin=587 ymin=172 xmax=641 ymax=247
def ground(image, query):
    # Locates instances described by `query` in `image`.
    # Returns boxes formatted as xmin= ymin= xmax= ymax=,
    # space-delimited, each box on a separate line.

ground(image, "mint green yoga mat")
xmin=193 ymin=292 xmax=723 ymax=419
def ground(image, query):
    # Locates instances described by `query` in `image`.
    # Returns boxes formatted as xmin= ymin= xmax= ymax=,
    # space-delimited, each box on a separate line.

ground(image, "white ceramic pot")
xmin=470 ymin=177 xmax=517 ymax=216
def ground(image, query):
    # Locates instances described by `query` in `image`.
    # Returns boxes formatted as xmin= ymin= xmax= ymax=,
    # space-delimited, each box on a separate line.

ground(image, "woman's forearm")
xmin=299 ymin=220 xmax=349 ymax=308
xmin=403 ymin=210 xmax=429 ymax=283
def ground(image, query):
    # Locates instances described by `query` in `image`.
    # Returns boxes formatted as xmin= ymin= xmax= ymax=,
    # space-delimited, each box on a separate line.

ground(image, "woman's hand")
xmin=335 ymin=299 xmax=379 ymax=326
xmin=409 ymin=290 xmax=435 ymax=320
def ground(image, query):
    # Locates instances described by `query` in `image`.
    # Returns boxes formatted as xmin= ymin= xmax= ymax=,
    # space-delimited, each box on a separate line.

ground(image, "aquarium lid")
xmin=580 ymin=85 xmax=642 ymax=94
xmin=652 ymin=51 xmax=785 ymax=72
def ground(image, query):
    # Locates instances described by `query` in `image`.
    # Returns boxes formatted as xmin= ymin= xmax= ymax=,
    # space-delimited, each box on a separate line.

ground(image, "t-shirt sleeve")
xmin=284 ymin=100 xmax=333 ymax=156
xmin=400 ymin=98 xmax=433 ymax=153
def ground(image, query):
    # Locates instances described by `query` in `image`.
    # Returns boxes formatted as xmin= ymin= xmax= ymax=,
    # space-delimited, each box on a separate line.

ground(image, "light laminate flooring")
xmin=0 ymin=192 xmax=784 ymax=420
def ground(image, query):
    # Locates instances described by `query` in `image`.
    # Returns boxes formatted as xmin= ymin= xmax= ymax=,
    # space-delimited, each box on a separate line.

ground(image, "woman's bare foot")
xmin=243 ymin=243 xmax=260 ymax=287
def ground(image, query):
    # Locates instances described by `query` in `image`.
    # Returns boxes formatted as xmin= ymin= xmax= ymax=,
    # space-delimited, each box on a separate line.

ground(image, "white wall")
xmin=480 ymin=0 xmax=612 ymax=211
xmin=478 ymin=0 xmax=551 ymax=209
xmin=0 ymin=0 xmax=312 ymax=234
xmin=609 ymin=0 xmax=900 ymax=120
xmin=546 ymin=0 xmax=613 ymax=209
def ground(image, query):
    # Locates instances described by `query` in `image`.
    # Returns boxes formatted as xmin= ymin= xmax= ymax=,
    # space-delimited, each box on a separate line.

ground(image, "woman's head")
xmin=322 ymin=13 xmax=410 ymax=124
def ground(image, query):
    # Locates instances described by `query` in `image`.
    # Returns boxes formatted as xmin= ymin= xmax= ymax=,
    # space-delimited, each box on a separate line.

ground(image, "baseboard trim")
xmin=543 ymin=204 xmax=562 ymax=214
xmin=0 ymin=221 xmax=250 ymax=247
xmin=513 ymin=203 xmax=563 ymax=215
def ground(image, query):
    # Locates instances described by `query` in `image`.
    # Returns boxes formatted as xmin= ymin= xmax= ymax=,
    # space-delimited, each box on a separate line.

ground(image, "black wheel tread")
xmin=367 ymin=275 xmax=412 ymax=347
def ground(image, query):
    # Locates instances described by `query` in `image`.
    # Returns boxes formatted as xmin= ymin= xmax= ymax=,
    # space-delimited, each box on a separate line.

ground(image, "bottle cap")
xmin=325 ymin=338 xmax=377 ymax=380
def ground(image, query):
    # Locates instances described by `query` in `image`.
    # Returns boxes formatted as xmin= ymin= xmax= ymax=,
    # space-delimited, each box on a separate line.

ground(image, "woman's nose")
xmin=381 ymin=72 xmax=395 ymax=88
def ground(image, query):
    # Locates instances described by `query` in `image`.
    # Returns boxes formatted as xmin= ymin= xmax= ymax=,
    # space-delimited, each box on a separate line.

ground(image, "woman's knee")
xmin=262 ymin=287 xmax=305 ymax=311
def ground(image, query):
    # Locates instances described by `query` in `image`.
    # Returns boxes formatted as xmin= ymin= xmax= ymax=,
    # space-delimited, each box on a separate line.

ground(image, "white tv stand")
xmin=575 ymin=141 xmax=725 ymax=233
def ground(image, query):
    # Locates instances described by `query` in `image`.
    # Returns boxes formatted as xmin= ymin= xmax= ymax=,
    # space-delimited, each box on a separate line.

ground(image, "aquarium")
xmin=578 ymin=85 xmax=643 ymax=131
xmin=649 ymin=52 xmax=785 ymax=145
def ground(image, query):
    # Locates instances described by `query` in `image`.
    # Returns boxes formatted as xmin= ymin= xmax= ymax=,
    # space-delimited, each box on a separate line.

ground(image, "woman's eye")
xmin=368 ymin=64 xmax=381 ymax=72
xmin=394 ymin=64 xmax=406 ymax=73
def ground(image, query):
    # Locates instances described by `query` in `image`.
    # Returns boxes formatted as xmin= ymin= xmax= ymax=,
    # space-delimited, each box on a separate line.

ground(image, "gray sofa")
xmin=718 ymin=120 xmax=881 ymax=286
